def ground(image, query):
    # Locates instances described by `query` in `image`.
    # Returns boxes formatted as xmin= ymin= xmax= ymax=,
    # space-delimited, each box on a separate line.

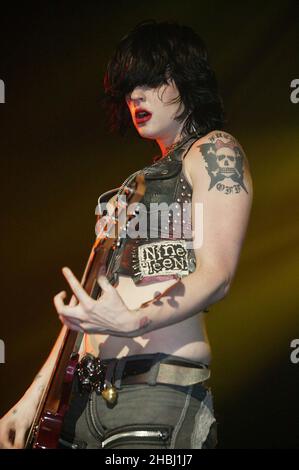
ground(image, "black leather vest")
xmin=98 ymin=133 xmax=201 ymax=286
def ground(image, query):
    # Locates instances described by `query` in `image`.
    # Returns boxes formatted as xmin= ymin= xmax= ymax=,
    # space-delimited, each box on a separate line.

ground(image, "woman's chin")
xmin=136 ymin=126 xmax=159 ymax=140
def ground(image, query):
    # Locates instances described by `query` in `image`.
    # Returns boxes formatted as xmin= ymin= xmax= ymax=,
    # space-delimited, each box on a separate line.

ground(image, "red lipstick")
xmin=135 ymin=108 xmax=152 ymax=124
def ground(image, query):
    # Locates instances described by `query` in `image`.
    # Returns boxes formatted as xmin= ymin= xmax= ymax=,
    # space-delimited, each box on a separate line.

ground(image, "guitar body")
xmin=25 ymin=174 xmax=145 ymax=448
xmin=33 ymin=412 xmax=64 ymax=449
xmin=29 ymin=350 xmax=79 ymax=449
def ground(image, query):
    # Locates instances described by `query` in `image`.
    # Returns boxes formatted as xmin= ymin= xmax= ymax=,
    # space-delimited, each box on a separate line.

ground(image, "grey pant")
xmin=59 ymin=353 xmax=217 ymax=449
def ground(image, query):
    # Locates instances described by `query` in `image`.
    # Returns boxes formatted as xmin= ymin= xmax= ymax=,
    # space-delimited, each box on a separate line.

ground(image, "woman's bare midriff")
xmin=82 ymin=275 xmax=211 ymax=365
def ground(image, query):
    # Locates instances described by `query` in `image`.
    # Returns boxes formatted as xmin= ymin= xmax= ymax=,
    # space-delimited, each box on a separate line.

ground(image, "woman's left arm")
xmin=127 ymin=130 xmax=254 ymax=336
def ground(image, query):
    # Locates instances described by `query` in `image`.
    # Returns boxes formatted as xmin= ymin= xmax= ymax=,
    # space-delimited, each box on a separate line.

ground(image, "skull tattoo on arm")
xmin=199 ymin=132 xmax=248 ymax=195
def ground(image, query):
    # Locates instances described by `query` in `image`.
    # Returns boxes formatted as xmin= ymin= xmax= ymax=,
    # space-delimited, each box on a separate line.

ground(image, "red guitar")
xmin=25 ymin=174 xmax=145 ymax=448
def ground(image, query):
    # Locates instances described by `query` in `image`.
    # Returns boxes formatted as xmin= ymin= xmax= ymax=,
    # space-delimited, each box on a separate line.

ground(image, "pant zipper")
xmin=101 ymin=429 xmax=169 ymax=448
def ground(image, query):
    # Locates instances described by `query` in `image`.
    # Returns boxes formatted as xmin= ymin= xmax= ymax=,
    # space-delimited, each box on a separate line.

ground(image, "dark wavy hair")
xmin=102 ymin=19 xmax=225 ymax=137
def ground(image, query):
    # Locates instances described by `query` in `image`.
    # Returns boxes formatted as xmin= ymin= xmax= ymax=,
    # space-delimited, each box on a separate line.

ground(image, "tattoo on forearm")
xmin=126 ymin=315 xmax=153 ymax=338
xmin=199 ymin=132 xmax=248 ymax=194
xmin=34 ymin=373 xmax=45 ymax=394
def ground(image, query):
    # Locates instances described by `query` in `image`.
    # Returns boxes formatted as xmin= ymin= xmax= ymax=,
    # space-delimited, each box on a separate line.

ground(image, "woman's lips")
xmin=135 ymin=110 xmax=152 ymax=124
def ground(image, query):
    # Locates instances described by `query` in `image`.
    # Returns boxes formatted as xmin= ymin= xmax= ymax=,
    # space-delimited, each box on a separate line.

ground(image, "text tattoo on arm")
xmin=199 ymin=132 xmax=248 ymax=195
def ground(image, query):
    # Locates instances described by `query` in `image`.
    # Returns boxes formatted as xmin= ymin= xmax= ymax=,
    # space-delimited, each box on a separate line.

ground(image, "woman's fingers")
xmin=53 ymin=290 xmax=66 ymax=311
xmin=14 ymin=427 xmax=25 ymax=449
xmin=53 ymin=266 xmax=124 ymax=334
xmin=0 ymin=425 xmax=15 ymax=449
xmin=54 ymin=291 xmax=85 ymax=321
xmin=62 ymin=267 xmax=92 ymax=308
xmin=53 ymin=291 xmax=72 ymax=316
xmin=97 ymin=275 xmax=115 ymax=295
xmin=68 ymin=294 xmax=78 ymax=308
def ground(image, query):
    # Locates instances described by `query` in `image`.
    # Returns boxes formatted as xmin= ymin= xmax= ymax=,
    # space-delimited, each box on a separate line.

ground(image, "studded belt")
xmin=76 ymin=353 xmax=210 ymax=405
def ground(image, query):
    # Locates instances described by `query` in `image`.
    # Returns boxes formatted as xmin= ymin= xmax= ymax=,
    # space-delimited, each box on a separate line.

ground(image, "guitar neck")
xmin=25 ymin=235 xmax=108 ymax=447
xmin=25 ymin=174 xmax=146 ymax=448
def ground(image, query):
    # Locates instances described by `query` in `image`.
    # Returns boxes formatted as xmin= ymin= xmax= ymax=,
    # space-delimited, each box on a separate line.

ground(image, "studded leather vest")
xmin=97 ymin=133 xmax=201 ymax=286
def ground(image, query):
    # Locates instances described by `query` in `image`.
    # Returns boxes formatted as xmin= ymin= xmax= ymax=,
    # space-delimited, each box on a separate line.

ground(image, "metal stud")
xmin=101 ymin=384 xmax=118 ymax=404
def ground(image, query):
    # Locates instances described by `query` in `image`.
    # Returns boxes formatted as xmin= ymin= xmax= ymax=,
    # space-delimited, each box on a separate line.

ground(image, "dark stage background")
xmin=0 ymin=1 xmax=298 ymax=449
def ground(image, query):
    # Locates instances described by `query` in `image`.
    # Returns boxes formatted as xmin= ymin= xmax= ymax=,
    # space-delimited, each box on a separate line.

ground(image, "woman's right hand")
xmin=0 ymin=392 xmax=40 ymax=449
xmin=0 ymin=322 xmax=71 ymax=449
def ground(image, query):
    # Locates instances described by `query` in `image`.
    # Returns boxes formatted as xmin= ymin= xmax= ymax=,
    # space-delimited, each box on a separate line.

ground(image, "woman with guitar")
xmin=0 ymin=20 xmax=253 ymax=449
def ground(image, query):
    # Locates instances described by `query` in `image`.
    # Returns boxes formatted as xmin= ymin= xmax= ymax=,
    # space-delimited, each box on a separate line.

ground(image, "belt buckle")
xmin=76 ymin=354 xmax=105 ymax=395
xmin=76 ymin=354 xmax=118 ymax=404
